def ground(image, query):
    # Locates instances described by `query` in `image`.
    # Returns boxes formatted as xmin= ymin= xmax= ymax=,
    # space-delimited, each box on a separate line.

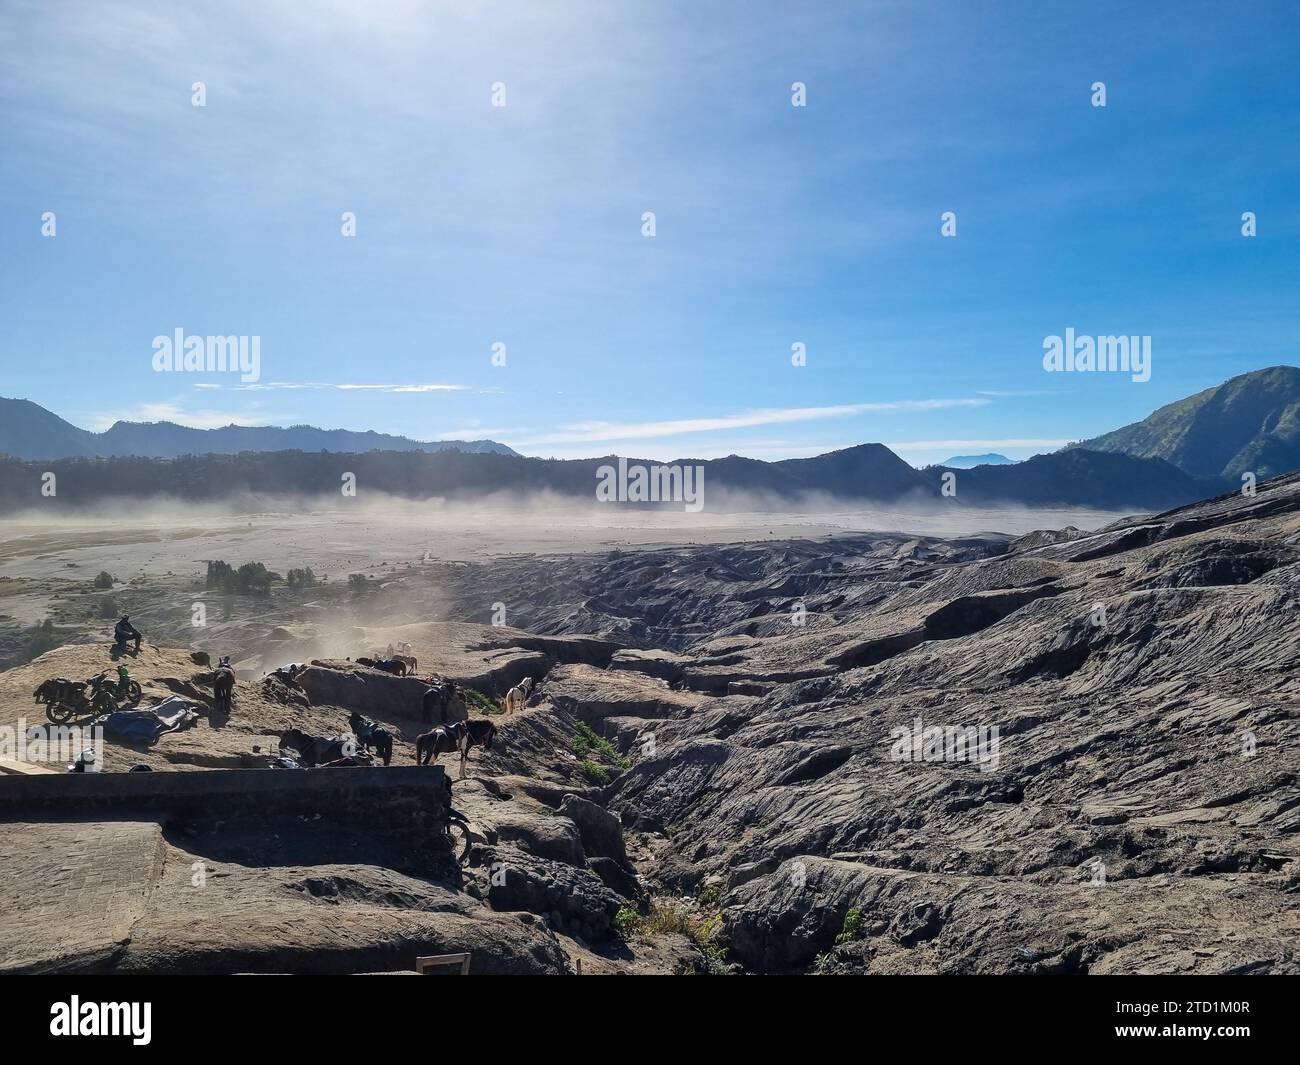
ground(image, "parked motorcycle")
xmin=35 ymin=672 xmax=125 ymax=724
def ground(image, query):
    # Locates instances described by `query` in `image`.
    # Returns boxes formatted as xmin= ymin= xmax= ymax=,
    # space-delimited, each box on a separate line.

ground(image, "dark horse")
xmin=414 ymin=719 xmax=496 ymax=779
xmin=280 ymin=727 xmax=353 ymax=768
xmin=421 ymin=679 xmax=459 ymax=724
xmin=356 ymin=657 xmax=407 ymax=677
xmin=347 ymin=711 xmax=394 ymax=766
xmin=213 ymin=657 xmax=235 ymax=714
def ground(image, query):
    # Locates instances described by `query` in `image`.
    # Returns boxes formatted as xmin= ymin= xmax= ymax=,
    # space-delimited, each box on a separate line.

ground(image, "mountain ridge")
xmin=11 ymin=369 xmax=1300 ymax=510
xmin=0 ymin=444 xmax=1221 ymax=511
xmin=0 ymin=397 xmax=518 ymax=460
xmin=1073 ymin=365 xmax=1300 ymax=479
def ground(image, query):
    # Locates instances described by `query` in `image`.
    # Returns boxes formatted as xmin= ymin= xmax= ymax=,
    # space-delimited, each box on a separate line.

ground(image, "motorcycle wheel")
xmin=126 ymin=680 xmax=142 ymax=701
xmin=447 ymin=820 xmax=471 ymax=864
xmin=46 ymin=701 xmax=75 ymax=724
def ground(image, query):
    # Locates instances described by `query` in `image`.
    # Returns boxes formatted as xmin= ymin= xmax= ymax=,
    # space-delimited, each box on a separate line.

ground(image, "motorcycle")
xmin=35 ymin=672 xmax=126 ymax=724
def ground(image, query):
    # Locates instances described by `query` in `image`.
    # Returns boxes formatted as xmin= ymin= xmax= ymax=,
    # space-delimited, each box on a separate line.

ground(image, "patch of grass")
xmin=572 ymin=720 xmax=631 ymax=770
xmin=834 ymin=907 xmax=863 ymax=946
xmin=628 ymin=902 xmax=731 ymax=974
xmin=578 ymin=760 xmax=610 ymax=786
xmin=463 ymin=688 xmax=499 ymax=716
xmin=697 ymin=881 xmax=722 ymax=907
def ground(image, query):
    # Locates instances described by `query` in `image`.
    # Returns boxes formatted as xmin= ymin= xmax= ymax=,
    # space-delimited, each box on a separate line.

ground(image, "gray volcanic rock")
xmin=571 ymin=474 xmax=1300 ymax=972
xmin=481 ymin=844 xmax=625 ymax=941
xmin=560 ymin=794 xmax=628 ymax=864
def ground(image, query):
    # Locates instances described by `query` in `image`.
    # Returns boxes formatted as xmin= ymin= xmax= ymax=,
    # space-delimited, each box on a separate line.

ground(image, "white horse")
xmin=503 ymin=680 xmax=529 ymax=714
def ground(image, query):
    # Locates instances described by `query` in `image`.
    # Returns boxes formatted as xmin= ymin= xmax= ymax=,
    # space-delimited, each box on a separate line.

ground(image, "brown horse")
xmin=356 ymin=657 xmax=407 ymax=677
xmin=213 ymin=656 xmax=235 ymax=714
xmin=415 ymin=719 xmax=496 ymax=779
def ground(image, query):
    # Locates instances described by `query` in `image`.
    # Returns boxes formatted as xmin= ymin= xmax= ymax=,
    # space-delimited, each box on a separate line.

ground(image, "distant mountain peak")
xmin=940 ymin=453 xmax=1015 ymax=468
xmin=0 ymin=398 xmax=519 ymax=460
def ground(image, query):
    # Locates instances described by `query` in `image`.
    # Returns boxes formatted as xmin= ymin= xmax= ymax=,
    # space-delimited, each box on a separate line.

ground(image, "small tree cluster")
xmin=205 ymin=559 xmax=281 ymax=595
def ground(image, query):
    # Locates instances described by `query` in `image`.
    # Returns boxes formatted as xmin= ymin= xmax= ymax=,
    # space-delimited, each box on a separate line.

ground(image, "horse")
xmin=213 ymin=656 xmax=235 ymax=714
xmin=393 ymin=654 xmax=418 ymax=673
xmin=347 ymin=711 xmax=394 ymax=766
xmin=503 ymin=679 xmax=532 ymax=714
xmin=279 ymin=727 xmax=353 ymax=768
xmin=414 ymin=719 xmax=496 ymax=779
xmin=356 ymin=657 xmax=407 ymax=677
xmin=421 ymin=679 xmax=462 ymax=724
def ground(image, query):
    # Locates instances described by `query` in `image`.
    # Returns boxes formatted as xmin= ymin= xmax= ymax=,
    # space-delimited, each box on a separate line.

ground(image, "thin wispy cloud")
xmin=194 ymin=382 xmax=467 ymax=393
xmin=519 ymin=399 xmax=990 ymax=446
xmin=79 ymin=402 xmax=293 ymax=432
xmin=883 ymin=438 xmax=1071 ymax=450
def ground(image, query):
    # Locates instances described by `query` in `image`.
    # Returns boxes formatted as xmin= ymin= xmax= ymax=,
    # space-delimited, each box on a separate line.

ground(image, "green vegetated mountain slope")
xmin=1075 ymin=366 xmax=1300 ymax=479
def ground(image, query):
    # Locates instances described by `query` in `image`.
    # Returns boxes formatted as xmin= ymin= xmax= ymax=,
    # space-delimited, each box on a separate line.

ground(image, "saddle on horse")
xmin=350 ymin=712 xmax=382 ymax=745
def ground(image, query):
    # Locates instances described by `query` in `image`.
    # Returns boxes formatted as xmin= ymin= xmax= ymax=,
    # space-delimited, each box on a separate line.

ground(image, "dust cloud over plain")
xmin=0 ymin=490 xmax=1133 ymax=580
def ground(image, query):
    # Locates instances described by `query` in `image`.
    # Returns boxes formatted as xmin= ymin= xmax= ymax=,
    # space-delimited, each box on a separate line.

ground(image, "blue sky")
xmin=2 ymin=0 xmax=1298 ymax=465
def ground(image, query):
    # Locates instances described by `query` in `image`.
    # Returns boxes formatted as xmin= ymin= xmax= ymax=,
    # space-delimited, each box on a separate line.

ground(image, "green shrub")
xmin=634 ymin=903 xmax=732 ymax=974
xmin=573 ymin=720 xmax=631 ymax=770
xmin=578 ymin=760 xmax=610 ymax=786
xmin=613 ymin=906 xmax=640 ymax=940
xmin=834 ymin=907 xmax=863 ymax=945
xmin=463 ymin=688 xmax=499 ymax=716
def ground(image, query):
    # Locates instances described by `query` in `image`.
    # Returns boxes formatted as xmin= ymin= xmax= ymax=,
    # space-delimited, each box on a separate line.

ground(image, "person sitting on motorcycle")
xmin=114 ymin=616 xmax=142 ymax=652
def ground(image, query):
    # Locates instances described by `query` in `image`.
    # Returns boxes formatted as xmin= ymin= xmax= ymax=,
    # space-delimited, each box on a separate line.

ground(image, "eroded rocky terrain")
xmin=3 ymin=478 xmax=1299 ymax=974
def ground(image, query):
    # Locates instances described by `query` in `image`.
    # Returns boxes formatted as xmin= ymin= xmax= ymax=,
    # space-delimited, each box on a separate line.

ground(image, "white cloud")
xmin=79 ymin=401 xmax=292 ymax=431
xmin=195 ymin=381 xmax=467 ymax=393
xmin=883 ymin=438 xmax=1071 ymax=450
xmin=518 ymin=399 xmax=989 ymax=446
